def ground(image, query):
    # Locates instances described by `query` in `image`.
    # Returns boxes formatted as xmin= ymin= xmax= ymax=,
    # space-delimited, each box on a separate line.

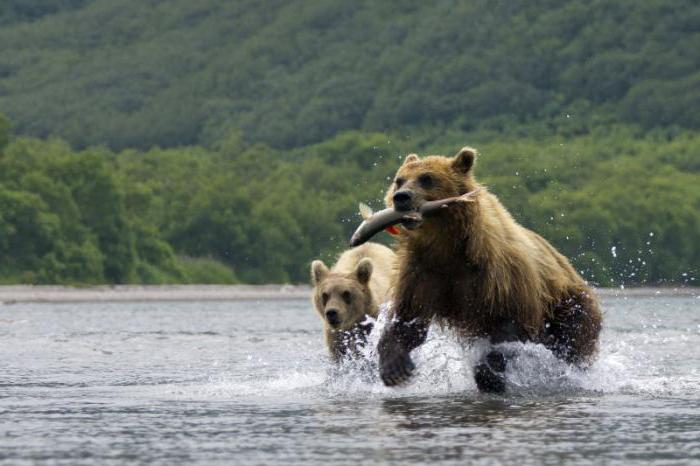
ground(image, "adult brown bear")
xmin=378 ymin=147 xmax=602 ymax=393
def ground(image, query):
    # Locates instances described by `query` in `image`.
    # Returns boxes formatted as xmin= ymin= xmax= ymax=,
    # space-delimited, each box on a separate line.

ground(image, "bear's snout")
xmin=393 ymin=190 xmax=414 ymax=212
xmin=325 ymin=309 xmax=341 ymax=326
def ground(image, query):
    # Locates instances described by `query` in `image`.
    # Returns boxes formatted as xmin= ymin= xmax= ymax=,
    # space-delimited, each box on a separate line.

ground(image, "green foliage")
xmin=177 ymin=257 xmax=237 ymax=284
xmin=0 ymin=1 xmax=698 ymax=150
xmin=0 ymin=123 xmax=697 ymax=286
xmin=465 ymin=127 xmax=700 ymax=285
xmin=111 ymin=126 xmax=699 ymax=286
xmin=0 ymin=113 xmax=9 ymax=150
xmin=0 ymin=2 xmax=697 ymax=286
xmin=0 ymin=137 xmax=182 ymax=284
xmin=0 ymin=0 xmax=90 ymax=26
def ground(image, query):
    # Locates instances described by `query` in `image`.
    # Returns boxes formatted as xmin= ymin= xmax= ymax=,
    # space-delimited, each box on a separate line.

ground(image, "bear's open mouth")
xmin=401 ymin=217 xmax=423 ymax=230
xmin=349 ymin=189 xmax=481 ymax=247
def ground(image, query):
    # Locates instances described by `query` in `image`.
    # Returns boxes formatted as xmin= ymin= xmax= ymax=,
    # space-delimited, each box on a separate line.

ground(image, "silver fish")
xmin=349 ymin=189 xmax=481 ymax=247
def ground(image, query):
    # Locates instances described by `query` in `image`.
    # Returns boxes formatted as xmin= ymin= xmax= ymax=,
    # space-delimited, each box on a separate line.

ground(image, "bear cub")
xmin=311 ymin=242 xmax=395 ymax=362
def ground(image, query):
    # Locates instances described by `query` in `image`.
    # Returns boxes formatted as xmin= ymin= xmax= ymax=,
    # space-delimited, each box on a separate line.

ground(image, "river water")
xmin=1 ymin=291 xmax=699 ymax=465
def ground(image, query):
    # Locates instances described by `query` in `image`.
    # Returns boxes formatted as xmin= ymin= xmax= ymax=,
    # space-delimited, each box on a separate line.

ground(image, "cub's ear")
xmin=311 ymin=260 xmax=329 ymax=285
xmin=402 ymin=153 xmax=419 ymax=165
xmin=355 ymin=258 xmax=373 ymax=285
xmin=451 ymin=146 xmax=477 ymax=174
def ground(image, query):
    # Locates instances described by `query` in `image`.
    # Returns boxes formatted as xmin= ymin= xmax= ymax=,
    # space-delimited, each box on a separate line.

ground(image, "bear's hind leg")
xmin=474 ymin=351 xmax=507 ymax=393
xmin=541 ymin=292 xmax=602 ymax=366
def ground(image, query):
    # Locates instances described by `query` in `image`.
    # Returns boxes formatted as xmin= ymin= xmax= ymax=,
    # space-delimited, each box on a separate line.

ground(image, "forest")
xmin=0 ymin=0 xmax=698 ymax=286
xmin=1 ymin=0 xmax=700 ymax=150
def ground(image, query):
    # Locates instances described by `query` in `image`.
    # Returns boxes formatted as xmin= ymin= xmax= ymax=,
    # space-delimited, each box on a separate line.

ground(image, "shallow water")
xmin=1 ymin=292 xmax=699 ymax=465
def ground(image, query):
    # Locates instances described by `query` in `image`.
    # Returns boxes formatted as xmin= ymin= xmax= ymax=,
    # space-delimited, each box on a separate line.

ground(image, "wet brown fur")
xmin=311 ymin=243 xmax=396 ymax=361
xmin=383 ymin=148 xmax=602 ymax=365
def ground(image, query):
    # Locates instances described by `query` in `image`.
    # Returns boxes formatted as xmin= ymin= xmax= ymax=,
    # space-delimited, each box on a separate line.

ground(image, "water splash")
xmin=154 ymin=299 xmax=700 ymax=401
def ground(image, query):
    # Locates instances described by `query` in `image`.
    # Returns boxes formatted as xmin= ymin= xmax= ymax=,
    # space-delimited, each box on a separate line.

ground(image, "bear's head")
xmin=310 ymin=258 xmax=374 ymax=331
xmin=384 ymin=146 xmax=478 ymax=231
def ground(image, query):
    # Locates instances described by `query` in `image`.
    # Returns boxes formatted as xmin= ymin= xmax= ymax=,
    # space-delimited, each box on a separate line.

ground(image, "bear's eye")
xmin=342 ymin=291 xmax=352 ymax=304
xmin=418 ymin=174 xmax=434 ymax=189
xmin=395 ymin=177 xmax=405 ymax=188
xmin=321 ymin=292 xmax=329 ymax=305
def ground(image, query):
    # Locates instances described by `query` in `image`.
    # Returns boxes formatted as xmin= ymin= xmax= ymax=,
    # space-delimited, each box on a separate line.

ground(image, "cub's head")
xmin=384 ymin=146 xmax=478 ymax=230
xmin=310 ymin=258 xmax=373 ymax=331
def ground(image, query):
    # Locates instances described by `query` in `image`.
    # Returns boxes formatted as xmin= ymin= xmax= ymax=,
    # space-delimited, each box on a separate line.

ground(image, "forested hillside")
xmin=0 ymin=1 xmax=698 ymax=286
xmin=0 ymin=0 xmax=699 ymax=149
xmin=1 ymin=119 xmax=697 ymax=286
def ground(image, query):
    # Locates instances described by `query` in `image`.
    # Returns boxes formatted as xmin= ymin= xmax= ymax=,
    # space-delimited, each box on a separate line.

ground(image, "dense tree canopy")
xmin=0 ymin=0 xmax=698 ymax=150
xmin=0 ymin=120 xmax=697 ymax=286
xmin=0 ymin=1 xmax=697 ymax=286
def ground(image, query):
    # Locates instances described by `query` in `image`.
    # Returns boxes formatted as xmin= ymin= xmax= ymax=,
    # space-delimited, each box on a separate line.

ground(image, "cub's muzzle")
xmin=325 ymin=309 xmax=341 ymax=327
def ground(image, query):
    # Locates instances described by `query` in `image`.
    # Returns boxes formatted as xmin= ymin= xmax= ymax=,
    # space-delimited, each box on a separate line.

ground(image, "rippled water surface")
xmin=1 ymin=292 xmax=699 ymax=465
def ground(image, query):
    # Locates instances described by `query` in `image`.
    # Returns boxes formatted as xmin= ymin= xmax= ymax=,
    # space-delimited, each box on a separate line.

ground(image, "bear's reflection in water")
xmin=368 ymin=397 xmax=602 ymax=464
xmin=379 ymin=396 xmax=583 ymax=430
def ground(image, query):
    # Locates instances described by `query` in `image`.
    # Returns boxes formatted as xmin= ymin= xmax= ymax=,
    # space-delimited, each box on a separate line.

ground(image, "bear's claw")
xmin=380 ymin=353 xmax=415 ymax=386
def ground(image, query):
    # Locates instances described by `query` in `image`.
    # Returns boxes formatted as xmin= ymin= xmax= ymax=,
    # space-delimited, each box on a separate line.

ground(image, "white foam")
xmin=325 ymin=301 xmax=699 ymax=398
xmin=154 ymin=302 xmax=700 ymax=401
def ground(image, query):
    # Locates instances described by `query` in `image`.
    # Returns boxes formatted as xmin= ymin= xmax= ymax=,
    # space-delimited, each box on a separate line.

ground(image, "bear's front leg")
xmin=378 ymin=318 xmax=429 ymax=386
xmin=474 ymin=320 xmax=525 ymax=394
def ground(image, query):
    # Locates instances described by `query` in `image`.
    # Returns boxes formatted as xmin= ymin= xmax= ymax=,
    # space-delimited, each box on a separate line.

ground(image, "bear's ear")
xmin=311 ymin=260 xmax=329 ymax=285
xmin=355 ymin=258 xmax=373 ymax=285
xmin=402 ymin=153 xmax=419 ymax=165
xmin=451 ymin=147 xmax=477 ymax=174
